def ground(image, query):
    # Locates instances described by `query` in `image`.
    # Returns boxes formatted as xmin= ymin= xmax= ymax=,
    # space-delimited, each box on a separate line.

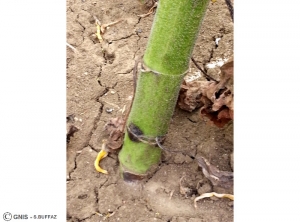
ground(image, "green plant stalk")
xmin=118 ymin=0 xmax=209 ymax=178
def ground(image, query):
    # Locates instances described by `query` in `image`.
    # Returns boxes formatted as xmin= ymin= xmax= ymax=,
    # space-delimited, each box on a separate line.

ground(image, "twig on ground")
xmin=100 ymin=19 xmax=123 ymax=34
xmin=138 ymin=2 xmax=158 ymax=18
xmin=191 ymin=57 xmax=218 ymax=82
xmin=194 ymin=192 xmax=234 ymax=208
xmin=93 ymin=15 xmax=123 ymax=42
xmin=66 ymin=42 xmax=78 ymax=53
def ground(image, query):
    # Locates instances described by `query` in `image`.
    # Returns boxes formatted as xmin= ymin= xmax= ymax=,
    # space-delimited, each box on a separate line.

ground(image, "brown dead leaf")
xmin=196 ymin=156 xmax=233 ymax=189
xmin=105 ymin=117 xmax=125 ymax=132
xmin=178 ymin=80 xmax=208 ymax=112
xmin=217 ymin=107 xmax=232 ymax=119
xmin=200 ymin=107 xmax=232 ymax=128
xmin=104 ymin=117 xmax=125 ymax=151
xmin=220 ymin=61 xmax=233 ymax=85
xmin=178 ymin=60 xmax=234 ymax=128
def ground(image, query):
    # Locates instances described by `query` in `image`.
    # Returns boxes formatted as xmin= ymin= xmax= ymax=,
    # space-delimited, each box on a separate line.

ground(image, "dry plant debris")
xmin=66 ymin=42 xmax=78 ymax=53
xmin=138 ymin=2 xmax=158 ymax=18
xmin=93 ymin=15 xmax=123 ymax=43
xmin=178 ymin=60 xmax=234 ymax=128
xmin=194 ymin=155 xmax=234 ymax=208
xmin=196 ymin=156 xmax=233 ymax=189
xmin=194 ymin=192 xmax=234 ymax=208
xmin=94 ymin=117 xmax=125 ymax=174
xmin=94 ymin=141 xmax=109 ymax=174
xmin=104 ymin=117 xmax=125 ymax=151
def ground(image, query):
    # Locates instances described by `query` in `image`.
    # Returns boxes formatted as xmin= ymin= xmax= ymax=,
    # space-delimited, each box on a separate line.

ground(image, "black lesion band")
xmin=127 ymin=123 xmax=165 ymax=146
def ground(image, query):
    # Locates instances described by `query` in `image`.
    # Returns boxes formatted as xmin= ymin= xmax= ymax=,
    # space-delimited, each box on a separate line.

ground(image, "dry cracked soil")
xmin=67 ymin=0 xmax=234 ymax=221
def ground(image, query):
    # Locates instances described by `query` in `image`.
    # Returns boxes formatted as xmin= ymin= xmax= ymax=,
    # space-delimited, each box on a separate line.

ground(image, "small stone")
xmin=106 ymin=107 xmax=114 ymax=113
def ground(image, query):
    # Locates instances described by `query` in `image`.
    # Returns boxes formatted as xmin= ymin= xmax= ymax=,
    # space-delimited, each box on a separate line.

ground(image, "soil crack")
xmin=68 ymin=152 xmax=80 ymax=180
xmin=73 ymin=213 xmax=97 ymax=222
xmin=76 ymin=20 xmax=86 ymax=30
xmin=110 ymin=33 xmax=135 ymax=42
xmin=85 ymin=103 xmax=104 ymax=147
xmin=94 ymin=186 xmax=99 ymax=205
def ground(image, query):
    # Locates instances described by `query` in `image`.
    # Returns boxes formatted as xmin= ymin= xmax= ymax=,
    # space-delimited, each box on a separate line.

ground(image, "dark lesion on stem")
xmin=127 ymin=123 xmax=144 ymax=142
xmin=122 ymin=170 xmax=146 ymax=181
xmin=127 ymin=123 xmax=166 ymax=146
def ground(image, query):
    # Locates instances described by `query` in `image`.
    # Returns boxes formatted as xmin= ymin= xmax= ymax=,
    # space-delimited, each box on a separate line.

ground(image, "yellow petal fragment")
xmin=94 ymin=150 xmax=108 ymax=174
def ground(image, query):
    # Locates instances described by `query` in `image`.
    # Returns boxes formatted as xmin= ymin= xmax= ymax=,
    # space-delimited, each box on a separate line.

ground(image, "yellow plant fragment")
xmin=194 ymin=192 xmax=234 ymax=208
xmin=94 ymin=149 xmax=108 ymax=174
xmin=96 ymin=24 xmax=103 ymax=43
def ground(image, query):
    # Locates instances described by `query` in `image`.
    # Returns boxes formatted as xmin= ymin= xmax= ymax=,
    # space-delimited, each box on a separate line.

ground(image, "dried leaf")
xmin=104 ymin=117 xmax=125 ymax=151
xmin=104 ymin=117 xmax=125 ymax=132
xmin=200 ymin=107 xmax=232 ymax=128
xmin=106 ymin=139 xmax=123 ymax=150
xmin=217 ymin=107 xmax=232 ymax=120
xmin=212 ymin=89 xmax=232 ymax=111
xmin=178 ymin=60 xmax=234 ymax=128
xmin=177 ymin=80 xmax=208 ymax=112
xmin=196 ymin=156 xmax=233 ymax=189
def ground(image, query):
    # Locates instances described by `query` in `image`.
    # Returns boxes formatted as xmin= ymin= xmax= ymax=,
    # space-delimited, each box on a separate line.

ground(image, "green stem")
xmin=118 ymin=0 xmax=209 ymax=179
